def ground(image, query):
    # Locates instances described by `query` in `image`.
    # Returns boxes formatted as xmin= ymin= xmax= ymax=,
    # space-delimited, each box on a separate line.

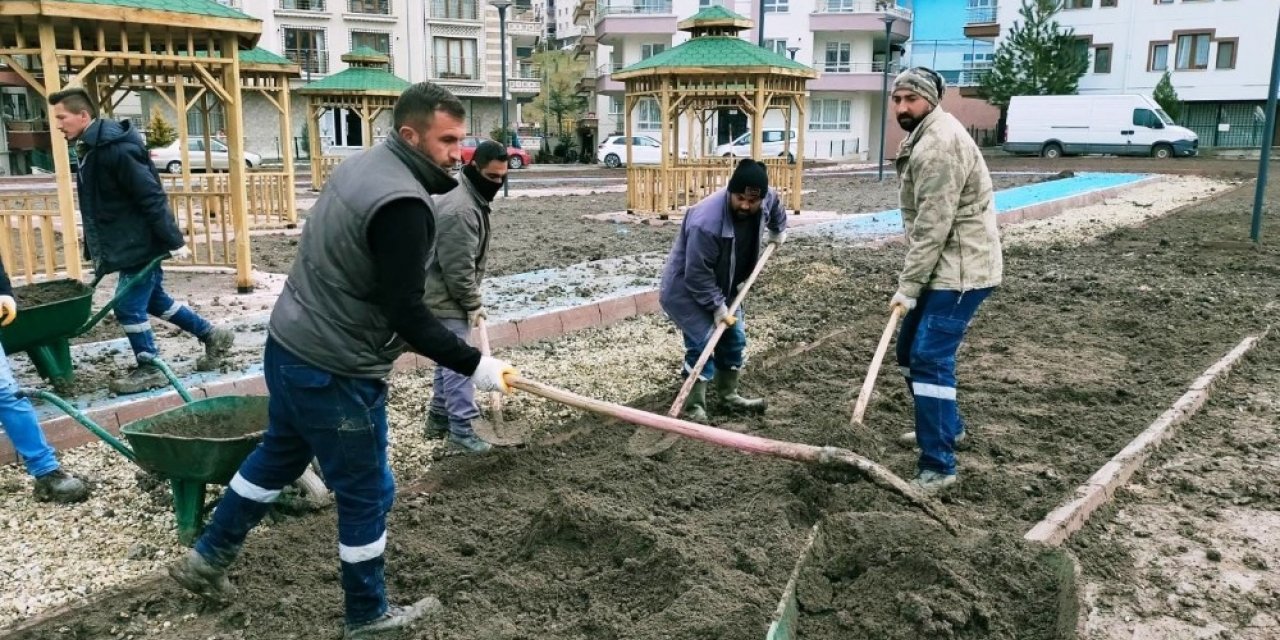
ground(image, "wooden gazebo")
xmin=0 ymin=0 xmax=263 ymax=292
xmin=611 ymin=6 xmax=817 ymax=217
xmin=297 ymin=47 xmax=410 ymax=191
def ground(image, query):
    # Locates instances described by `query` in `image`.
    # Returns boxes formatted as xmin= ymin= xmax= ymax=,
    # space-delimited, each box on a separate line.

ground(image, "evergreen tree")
xmin=146 ymin=106 xmax=177 ymax=149
xmin=1152 ymin=71 xmax=1182 ymax=121
xmin=524 ymin=49 xmax=587 ymax=138
xmin=979 ymin=0 xmax=1089 ymax=110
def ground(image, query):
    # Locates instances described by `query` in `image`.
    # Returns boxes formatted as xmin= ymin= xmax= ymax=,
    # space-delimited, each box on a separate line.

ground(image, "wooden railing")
xmin=0 ymin=194 xmax=74 ymax=284
xmin=626 ymin=158 xmax=801 ymax=216
xmin=314 ymin=156 xmax=343 ymax=191
xmin=160 ymin=172 xmax=296 ymax=228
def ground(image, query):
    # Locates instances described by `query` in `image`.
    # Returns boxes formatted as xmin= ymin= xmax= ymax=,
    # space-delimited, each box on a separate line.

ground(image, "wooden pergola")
xmin=298 ymin=48 xmax=410 ymax=191
xmin=0 ymin=0 xmax=263 ymax=291
xmin=612 ymin=6 xmax=817 ymax=217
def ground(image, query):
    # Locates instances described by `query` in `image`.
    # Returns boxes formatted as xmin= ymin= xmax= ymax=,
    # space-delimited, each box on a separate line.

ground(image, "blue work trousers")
xmin=114 ymin=265 xmax=211 ymax=362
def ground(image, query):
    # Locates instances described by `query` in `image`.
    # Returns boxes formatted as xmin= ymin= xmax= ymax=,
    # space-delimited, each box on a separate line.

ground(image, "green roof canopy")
xmin=297 ymin=50 xmax=408 ymax=95
xmin=61 ymin=0 xmax=253 ymax=20
xmin=615 ymin=7 xmax=815 ymax=79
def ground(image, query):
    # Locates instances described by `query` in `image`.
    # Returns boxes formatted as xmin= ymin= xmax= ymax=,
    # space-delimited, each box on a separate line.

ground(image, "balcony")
xmin=572 ymin=32 xmax=597 ymax=59
xmin=508 ymin=7 xmax=543 ymax=38
xmin=809 ymin=0 xmax=912 ymax=35
xmin=595 ymin=0 xmax=676 ymax=46
xmin=278 ymin=0 xmax=326 ymax=12
xmin=285 ymin=48 xmax=329 ymax=75
xmin=5 ymin=120 xmax=51 ymax=151
xmin=430 ymin=0 xmax=480 ymax=20
xmin=938 ymin=63 xmax=991 ymax=87
xmin=573 ymin=0 xmax=596 ymax=25
xmin=348 ymin=0 xmax=390 ymax=13
xmin=809 ymin=61 xmax=901 ymax=92
xmin=575 ymin=73 xmax=596 ymax=95
xmin=510 ymin=64 xmax=541 ymax=94
xmin=432 ymin=57 xmax=480 ymax=83
xmin=596 ymin=60 xmax=624 ymax=94
xmin=964 ymin=4 xmax=998 ymax=39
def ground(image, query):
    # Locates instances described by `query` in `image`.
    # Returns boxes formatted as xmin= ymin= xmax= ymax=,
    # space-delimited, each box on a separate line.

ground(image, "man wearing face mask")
xmin=888 ymin=67 xmax=1003 ymax=495
xmin=423 ymin=140 xmax=509 ymax=453
xmin=169 ymin=83 xmax=519 ymax=639
xmin=659 ymin=158 xmax=787 ymax=422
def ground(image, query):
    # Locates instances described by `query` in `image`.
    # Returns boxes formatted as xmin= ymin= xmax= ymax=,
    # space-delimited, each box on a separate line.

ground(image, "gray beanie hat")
xmin=892 ymin=67 xmax=945 ymax=106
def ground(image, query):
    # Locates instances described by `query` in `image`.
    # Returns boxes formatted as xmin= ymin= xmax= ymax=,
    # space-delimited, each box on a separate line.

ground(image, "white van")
xmin=1003 ymin=94 xmax=1198 ymax=159
xmin=714 ymin=129 xmax=799 ymax=160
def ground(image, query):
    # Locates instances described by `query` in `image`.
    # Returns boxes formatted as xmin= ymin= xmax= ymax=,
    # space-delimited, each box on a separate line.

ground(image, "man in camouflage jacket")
xmin=888 ymin=67 xmax=1003 ymax=494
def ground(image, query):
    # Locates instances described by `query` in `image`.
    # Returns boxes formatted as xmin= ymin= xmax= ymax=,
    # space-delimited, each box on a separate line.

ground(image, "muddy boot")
xmin=168 ymin=549 xmax=237 ymax=605
xmin=681 ymin=379 xmax=709 ymax=423
xmin=344 ymin=596 xmax=442 ymax=639
xmin=911 ymin=470 xmax=958 ymax=495
xmin=33 ymin=469 xmax=90 ymax=504
xmin=196 ymin=327 xmax=235 ymax=371
xmin=898 ymin=430 xmax=969 ymax=451
xmin=447 ymin=430 xmax=493 ymax=454
xmin=714 ymin=370 xmax=766 ymax=414
xmin=109 ymin=365 xmax=167 ymax=395
xmin=424 ymin=411 xmax=449 ymax=440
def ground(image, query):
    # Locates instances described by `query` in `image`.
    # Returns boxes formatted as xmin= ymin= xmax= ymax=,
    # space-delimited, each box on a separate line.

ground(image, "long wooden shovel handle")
xmin=667 ymin=242 xmax=777 ymax=416
xmin=510 ymin=374 xmax=956 ymax=534
xmin=850 ymin=305 xmax=905 ymax=426
xmin=476 ymin=318 xmax=504 ymax=416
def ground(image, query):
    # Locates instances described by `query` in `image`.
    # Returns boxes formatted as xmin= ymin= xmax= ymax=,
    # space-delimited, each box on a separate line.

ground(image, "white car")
xmin=596 ymin=135 xmax=686 ymax=168
xmin=714 ymin=129 xmax=798 ymax=161
xmin=150 ymin=138 xmax=263 ymax=174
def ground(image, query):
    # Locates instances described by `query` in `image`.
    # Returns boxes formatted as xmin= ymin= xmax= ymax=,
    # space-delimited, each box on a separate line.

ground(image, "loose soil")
xmin=12 ymin=279 xmax=91 ymax=308
xmin=6 ymin=178 xmax=1277 ymax=640
xmin=139 ymin=402 xmax=269 ymax=440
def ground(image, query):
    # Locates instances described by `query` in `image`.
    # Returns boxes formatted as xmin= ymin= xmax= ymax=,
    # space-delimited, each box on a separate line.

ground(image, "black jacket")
xmin=74 ymin=119 xmax=184 ymax=274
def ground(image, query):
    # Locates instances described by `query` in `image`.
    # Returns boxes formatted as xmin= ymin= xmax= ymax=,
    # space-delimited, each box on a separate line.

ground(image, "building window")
xmin=431 ymin=0 xmax=478 ymax=19
xmin=809 ymin=99 xmax=851 ymax=131
xmin=1100 ymin=0 xmax=1116 ymax=6
xmin=279 ymin=0 xmax=324 ymax=10
xmin=637 ymin=98 xmax=661 ymax=129
xmin=1175 ymin=32 xmax=1211 ymax=70
xmin=763 ymin=0 xmax=788 ymax=13
xmin=1153 ymin=0 xmax=1172 ymax=3
xmin=1093 ymin=45 xmax=1112 ymax=73
xmin=609 ymin=96 xmax=623 ymax=115
xmin=1215 ymin=39 xmax=1237 ymax=69
xmin=351 ymin=30 xmax=391 ymax=63
xmin=284 ymin=27 xmax=328 ymax=74
xmin=433 ymin=37 xmax=478 ymax=79
xmin=1063 ymin=0 xmax=1091 ymax=7
xmin=1070 ymin=37 xmax=1090 ymax=65
xmin=762 ymin=39 xmax=787 ymax=56
xmin=348 ymin=0 xmax=390 ymax=13
xmin=641 ymin=43 xmax=665 ymax=59
xmin=1149 ymin=42 xmax=1169 ymax=71
xmin=823 ymin=42 xmax=851 ymax=73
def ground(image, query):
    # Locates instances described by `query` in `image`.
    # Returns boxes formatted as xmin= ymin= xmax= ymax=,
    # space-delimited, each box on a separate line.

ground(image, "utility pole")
xmin=1250 ymin=8 xmax=1280 ymax=243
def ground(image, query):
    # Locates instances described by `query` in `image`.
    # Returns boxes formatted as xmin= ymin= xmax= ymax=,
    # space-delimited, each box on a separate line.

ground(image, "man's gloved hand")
xmin=170 ymin=245 xmax=193 ymax=261
xmin=890 ymin=292 xmax=916 ymax=313
xmin=714 ymin=304 xmax=737 ymax=327
xmin=468 ymin=306 xmax=488 ymax=328
xmin=472 ymin=356 xmax=518 ymax=393
xmin=768 ymin=229 xmax=787 ymax=246
xmin=0 ymin=295 xmax=16 ymax=327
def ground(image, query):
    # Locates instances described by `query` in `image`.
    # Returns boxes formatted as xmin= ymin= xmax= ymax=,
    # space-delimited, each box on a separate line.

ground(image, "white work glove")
xmin=0 ymin=295 xmax=15 ymax=327
xmin=467 ymin=306 xmax=488 ymax=328
xmin=768 ymin=229 xmax=787 ymax=246
xmin=713 ymin=304 xmax=737 ymax=327
xmin=890 ymin=292 xmax=916 ymax=313
xmin=471 ymin=355 xmax=518 ymax=394
xmin=170 ymin=245 xmax=193 ymax=261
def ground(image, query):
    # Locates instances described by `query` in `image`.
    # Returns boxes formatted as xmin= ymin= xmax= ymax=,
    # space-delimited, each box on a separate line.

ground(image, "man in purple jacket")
xmin=659 ymin=159 xmax=787 ymax=421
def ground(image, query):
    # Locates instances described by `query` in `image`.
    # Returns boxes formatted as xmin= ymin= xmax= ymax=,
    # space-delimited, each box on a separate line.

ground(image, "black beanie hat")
xmin=727 ymin=159 xmax=769 ymax=197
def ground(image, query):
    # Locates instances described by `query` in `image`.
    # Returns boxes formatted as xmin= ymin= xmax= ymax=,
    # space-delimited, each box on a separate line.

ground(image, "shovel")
xmin=470 ymin=317 xmax=530 ymax=446
xmin=512 ymin=374 xmax=956 ymax=534
xmin=627 ymin=243 xmax=777 ymax=458
xmin=850 ymin=305 xmax=905 ymax=426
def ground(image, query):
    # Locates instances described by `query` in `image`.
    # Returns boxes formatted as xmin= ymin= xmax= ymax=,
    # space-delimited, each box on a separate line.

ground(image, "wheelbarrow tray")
xmin=121 ymin=396 xmax=268 ymax=485
xmin=0 ymin=279 xmax=94 ymax=353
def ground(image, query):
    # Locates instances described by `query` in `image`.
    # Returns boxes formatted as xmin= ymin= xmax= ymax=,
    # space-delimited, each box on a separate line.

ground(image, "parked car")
xmin=459 ymin=135 xmax=533 ymax=169
xmin=714 ymin=129 xmax=798 ymax=161
xmin=149 ymin=138 xmax=263 ymax=174
xmin=1003 ymin=94 xmax=1198 ymax=159
xmin=596 ymin=135 xmax=688 ymax=168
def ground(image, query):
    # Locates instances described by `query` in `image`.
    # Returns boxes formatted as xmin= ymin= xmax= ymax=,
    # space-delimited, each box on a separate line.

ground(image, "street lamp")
xmin=492 ymin=0 xmax=512 ymax=196
xmin=877 ymin=14 xmax=897 ymax=182
xmin=787 ymin=46 xmax=799 ymax=61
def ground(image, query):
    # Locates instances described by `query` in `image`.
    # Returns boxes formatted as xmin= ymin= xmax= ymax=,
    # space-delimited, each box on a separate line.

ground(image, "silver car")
xmin=149 ymin=138 xmax=263 ymax=174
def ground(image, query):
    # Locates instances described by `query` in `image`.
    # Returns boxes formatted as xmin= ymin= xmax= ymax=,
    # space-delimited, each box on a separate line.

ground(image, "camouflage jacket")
xmin=894 ymin=108 xmax=1003 ymax=298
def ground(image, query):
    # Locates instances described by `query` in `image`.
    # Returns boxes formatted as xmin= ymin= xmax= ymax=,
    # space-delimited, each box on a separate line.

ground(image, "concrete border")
xmin=1024 ymin=329 xmax=1267 ymax=547
xmin=4 ymin=175 xmax=1160 ymax=462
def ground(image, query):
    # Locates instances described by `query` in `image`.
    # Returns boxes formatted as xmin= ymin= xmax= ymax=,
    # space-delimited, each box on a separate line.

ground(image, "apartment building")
xmin=976 ymin=0 xmax=1279 ymax=147
xmin=574 ymin=0 xmax=912 ymax=160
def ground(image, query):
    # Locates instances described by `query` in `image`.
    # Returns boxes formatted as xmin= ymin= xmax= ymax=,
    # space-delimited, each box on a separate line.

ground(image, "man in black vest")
xmin=169 ymin=83 xmax=518 ymax=639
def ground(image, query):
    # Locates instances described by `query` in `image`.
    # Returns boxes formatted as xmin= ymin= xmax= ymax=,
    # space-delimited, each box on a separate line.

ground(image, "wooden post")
xmin=751 ymin=76 xmax=765 ymax=159
xmin=278 ymin=75 xmax=298 ymax=225
xmin=38 ymin=19 xmax=82 ymax=279
xmin=175 ymin=74 xmax=192 ymax=192
xmin=361 ymin=96 xmax=374 ymax=149
xmin=624 ymin=94 xmax=634 ymax=214
xmin=221 ymin=34 xmax=253 ymax=293
xmin=308 ymin=99 xmax=322 ymax=191
xmin=659 ymin=82 xmax=671 ymax=214
xmin=793 ymin=93 xmax=806 ymax=214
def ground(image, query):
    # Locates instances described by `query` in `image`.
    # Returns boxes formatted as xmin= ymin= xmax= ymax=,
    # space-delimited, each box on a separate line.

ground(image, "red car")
xmin=459 ymin=136 xmax=532 ymax=169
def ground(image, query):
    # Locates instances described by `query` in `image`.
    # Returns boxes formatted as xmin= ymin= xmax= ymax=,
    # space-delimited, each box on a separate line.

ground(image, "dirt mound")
xmin=13 ymin=279 xmax=91 ymax=307
xmin=797 ymin=513 xmax=1076 ymax=640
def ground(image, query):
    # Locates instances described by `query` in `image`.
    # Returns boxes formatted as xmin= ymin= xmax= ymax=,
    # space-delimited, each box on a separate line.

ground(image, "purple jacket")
xmin=659 ymin=188 xmax=787 ymax=339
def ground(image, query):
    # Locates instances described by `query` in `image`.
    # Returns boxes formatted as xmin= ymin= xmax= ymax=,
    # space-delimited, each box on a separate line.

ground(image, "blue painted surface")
xmin=906 ymin=0 xmax=994 ymax=82
xmin=910 ymin=0 xmax=968 ymax=41
xmin=797 ymin=172 xmax=1154 ymax=239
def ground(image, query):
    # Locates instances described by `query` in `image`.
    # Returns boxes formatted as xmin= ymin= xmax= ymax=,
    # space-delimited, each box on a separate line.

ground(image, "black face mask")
xmin=463 ymin=164 xmax=504 ymax=202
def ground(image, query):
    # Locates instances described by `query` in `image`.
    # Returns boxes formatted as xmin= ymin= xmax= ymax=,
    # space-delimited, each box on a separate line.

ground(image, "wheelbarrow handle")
xmin=76 ymin=255 xmax=168 ymax=337
xmin=137 ymin=353 xmax=197 ymax=404
xmin=18 ymin=387 xmax=136 ymax=462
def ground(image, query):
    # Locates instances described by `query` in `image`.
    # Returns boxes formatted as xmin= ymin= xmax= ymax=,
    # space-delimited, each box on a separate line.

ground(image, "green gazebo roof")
xmin=240 ymin=47 xmax=294 ymax=67
xmin=62 ymin=0 xmax=254 ymax=20
xmin=297 ymin=64 xmax=410 ymax=95
xmin=614 ymin=7 xmax=815 ymax=79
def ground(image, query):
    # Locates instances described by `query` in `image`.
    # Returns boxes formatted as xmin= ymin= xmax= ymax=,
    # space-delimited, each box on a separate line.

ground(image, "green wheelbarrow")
xmin=21 ymin=354 xmax=270 ymax=546
xmin=1 ymin=256 xmax=165 ymax=389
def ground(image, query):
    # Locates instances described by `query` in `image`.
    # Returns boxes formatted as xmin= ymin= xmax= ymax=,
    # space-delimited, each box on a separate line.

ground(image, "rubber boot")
xmin=714 ymin=369 xmax=766 ymax=414
xmin=168 ymin=549 xmax=237 ymax=605
xmin=196 ymin=327 xmax=235 ymax=371
xmin=681 ymin=379 xmax=708 ymax=423
xmin=424 ymin=411 xmax=449 ymax=440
